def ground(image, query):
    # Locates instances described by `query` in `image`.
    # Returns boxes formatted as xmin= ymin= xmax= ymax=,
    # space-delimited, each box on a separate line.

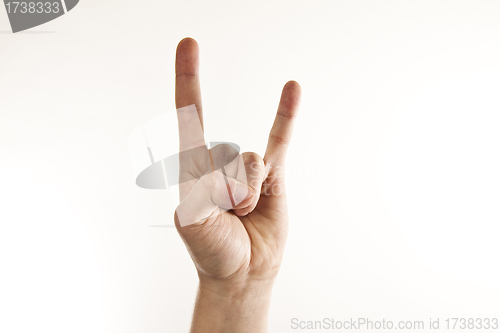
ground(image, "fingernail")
xmin=232 ymin=181 xmax=253 ymax=206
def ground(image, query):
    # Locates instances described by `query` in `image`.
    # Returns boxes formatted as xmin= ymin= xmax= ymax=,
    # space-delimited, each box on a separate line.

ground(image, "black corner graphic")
xmin=64 ymin=0 xmax=78 ymax=11
xmin=3 ymin=0 xmax=79 ymax=33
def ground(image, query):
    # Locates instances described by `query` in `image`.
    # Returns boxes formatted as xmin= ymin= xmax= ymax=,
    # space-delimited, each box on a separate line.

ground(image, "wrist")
xmin=198 ymin=275 xmax=275 ymax=299
xmin=190 ymin=277 xmax=275 ymax=333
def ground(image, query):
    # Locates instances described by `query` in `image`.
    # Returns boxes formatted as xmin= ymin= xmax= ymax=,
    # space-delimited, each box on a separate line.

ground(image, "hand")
xmin=174 ymin=38 xmax=301 ymax=333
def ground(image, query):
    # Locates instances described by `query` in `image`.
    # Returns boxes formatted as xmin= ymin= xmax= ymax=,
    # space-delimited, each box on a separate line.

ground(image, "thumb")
xmin=175 ymin=170 xmax=254 ymax=227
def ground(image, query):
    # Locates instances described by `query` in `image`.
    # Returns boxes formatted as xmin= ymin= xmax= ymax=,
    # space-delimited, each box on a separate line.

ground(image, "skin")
xmin=174 ymin=37 xmax=301 ymax=333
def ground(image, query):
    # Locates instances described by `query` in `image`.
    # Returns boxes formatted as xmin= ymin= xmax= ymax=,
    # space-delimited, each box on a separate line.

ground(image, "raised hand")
xmin=173 ymin=38 xmax=301 ymax=333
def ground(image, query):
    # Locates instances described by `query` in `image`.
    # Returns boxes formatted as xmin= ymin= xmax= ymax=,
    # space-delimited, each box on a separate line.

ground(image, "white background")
xmin=1 ymin=1 xmax=499 ymax=332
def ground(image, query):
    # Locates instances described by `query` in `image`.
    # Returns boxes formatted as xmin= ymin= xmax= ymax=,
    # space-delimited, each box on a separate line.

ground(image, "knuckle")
xmin=210 ymin=144 xmax=239 ymax=167
xmin=243 ymin=152 xmax=264 ymax=170
xmin=269 ymin=134 xmax=288 ymax=146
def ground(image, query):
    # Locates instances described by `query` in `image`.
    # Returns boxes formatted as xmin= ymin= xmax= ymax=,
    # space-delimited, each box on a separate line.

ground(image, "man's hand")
xmin=173 ymin=38 xmax=301 ymax=333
